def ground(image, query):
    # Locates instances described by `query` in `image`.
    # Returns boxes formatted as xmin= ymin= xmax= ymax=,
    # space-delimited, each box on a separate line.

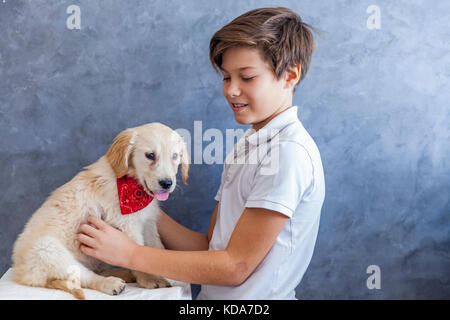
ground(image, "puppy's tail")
xmin=46 ymin=279 xmax=85 ymax=300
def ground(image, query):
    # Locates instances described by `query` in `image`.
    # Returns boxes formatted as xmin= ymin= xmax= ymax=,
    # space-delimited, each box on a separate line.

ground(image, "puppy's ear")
xmin=180 ymin=138 xmax=190 ymax=184
xmin=106 ymin=129 xmax=136 ymax=178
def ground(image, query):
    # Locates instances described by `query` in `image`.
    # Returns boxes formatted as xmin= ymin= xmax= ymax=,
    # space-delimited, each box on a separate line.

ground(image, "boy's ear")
xmin=284 ymin=64 xmax=301 ymax=89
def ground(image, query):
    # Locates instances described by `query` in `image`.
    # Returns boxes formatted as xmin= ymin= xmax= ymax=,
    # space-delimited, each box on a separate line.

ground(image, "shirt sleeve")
xmin=214 ymin=164 xmax=227 ymax=201
xmin=245 ymin=141 xmax=314 ymax=218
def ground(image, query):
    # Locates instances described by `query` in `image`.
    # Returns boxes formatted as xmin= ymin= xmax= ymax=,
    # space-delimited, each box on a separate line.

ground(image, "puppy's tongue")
xmin=154 ymin=191 xmax=169 ymax=201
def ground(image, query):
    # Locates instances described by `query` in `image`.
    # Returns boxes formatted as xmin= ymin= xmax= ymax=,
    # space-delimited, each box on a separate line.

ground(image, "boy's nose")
xmin=225 ymin=83 xmax=241 ymax=98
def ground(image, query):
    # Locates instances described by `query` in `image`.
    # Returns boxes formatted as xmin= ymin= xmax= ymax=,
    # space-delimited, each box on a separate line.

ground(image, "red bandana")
xmin=117 ymin=176 xmax=154 ymax=215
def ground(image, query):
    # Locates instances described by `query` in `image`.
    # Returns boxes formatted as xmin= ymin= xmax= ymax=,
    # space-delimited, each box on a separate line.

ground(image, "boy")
xmin=78 ymin=7 xmax=325 ymax=299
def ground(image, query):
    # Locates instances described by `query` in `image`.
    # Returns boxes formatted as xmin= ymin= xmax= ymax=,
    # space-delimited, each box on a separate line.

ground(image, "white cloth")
xmin=197 ymin=106 xmax=325 ymax=300
xmin=0 ymin=268 xmax=191 ymax=300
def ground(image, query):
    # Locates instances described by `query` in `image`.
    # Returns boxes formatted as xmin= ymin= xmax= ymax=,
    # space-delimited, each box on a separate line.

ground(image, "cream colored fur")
xmin=12 ymin=122 xmax=190 ymax=299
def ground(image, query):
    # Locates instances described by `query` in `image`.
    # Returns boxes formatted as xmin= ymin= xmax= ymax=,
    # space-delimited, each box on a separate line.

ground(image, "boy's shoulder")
xmin=277 ymin=118 xmax=315 ymax=149
xmin=274 ymin=118 xmax=323 ymax=168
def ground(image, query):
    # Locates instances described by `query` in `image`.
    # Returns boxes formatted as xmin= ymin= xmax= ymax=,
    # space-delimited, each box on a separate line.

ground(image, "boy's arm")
xmin=157 ymin=202 xmax=219 ymax=251
xmin=130 ymin=207 xmax=288 ymax=286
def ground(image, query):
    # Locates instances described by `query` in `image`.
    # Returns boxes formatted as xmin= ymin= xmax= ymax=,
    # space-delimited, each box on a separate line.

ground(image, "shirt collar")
xmin=246 ymin=106 xmax=299 ymax=146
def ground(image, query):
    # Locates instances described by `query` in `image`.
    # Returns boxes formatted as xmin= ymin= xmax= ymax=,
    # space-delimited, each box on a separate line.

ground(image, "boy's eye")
xmin=222 ymin=76 xmax=255 ymax=82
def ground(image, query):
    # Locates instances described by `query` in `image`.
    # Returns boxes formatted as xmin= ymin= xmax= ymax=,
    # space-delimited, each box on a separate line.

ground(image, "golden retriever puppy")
xmin=12 ymin=122 xmax=190 ymax=299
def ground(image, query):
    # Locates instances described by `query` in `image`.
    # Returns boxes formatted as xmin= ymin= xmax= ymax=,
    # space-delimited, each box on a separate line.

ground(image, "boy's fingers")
xmin=80 ymin=223 xmax=100 ymax=238
xmin=80 ymin=244 xmax=96 ymax=258
xmin=87 ymin=215 xmax=108 ymax=229
xmin=77 ymin=233 xmax=96 ymax=248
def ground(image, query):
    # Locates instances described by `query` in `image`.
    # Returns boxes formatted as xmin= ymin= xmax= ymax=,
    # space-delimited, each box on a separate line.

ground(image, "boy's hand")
xmin=78 ymin=216 xmax=138 ymax=268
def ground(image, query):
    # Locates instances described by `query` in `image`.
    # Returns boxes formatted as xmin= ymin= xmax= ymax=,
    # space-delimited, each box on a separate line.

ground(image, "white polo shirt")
xmin=196 ymin=106 xmax=325 ymax=300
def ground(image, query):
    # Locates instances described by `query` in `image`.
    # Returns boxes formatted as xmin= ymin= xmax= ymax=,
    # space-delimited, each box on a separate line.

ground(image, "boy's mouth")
xmin=231 ymin=103 xmax=248 ymax=112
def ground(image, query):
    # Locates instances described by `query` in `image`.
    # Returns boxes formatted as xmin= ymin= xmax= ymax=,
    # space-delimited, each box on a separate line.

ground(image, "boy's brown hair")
xmin=209 ymin=7 xmax=318 ymax=92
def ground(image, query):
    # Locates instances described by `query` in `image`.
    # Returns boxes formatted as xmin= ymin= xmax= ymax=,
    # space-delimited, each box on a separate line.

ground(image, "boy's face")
xmin=221 ymin=46 xmax=294 ymax=131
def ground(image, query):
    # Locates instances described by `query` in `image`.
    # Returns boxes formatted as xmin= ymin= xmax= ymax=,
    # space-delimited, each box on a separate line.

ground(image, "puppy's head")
xmin=106 ymin=122 xmax=190 ymax=201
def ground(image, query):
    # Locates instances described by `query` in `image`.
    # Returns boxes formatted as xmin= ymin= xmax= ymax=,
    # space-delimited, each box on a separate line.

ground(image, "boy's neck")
xmin=252 ymin=104 xmax=293 ymax=132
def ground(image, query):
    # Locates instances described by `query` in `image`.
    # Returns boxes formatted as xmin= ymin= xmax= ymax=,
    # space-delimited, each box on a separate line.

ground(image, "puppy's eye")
xmin=172 ymin=153 xmax=178 ymax=160
xmin=145 ymin=153 xmax=155 ymax=160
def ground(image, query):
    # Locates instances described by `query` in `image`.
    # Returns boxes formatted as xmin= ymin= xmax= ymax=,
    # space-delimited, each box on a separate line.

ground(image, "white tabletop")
xmin=0 ymin=268 xmax=191 ymax=300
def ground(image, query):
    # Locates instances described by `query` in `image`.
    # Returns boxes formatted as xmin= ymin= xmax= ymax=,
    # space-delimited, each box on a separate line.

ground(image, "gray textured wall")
xmin=1 ymin=0 xmax=449 ymax=299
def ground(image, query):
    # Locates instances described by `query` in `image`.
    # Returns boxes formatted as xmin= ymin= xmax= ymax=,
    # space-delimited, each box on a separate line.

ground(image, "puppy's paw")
xmin=99 ymin=276 xmax=126 ymax=295
xmin=136 ymin=274 xmax=171 ymax=289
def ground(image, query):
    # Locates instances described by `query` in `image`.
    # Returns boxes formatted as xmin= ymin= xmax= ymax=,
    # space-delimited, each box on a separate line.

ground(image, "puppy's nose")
xmin=159 ymin=179 xmax=173 ymax=190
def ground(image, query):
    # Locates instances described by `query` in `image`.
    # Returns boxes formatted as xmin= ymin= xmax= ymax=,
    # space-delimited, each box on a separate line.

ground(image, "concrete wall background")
xmin=0 ymin=0 xmax=448 ymax=299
